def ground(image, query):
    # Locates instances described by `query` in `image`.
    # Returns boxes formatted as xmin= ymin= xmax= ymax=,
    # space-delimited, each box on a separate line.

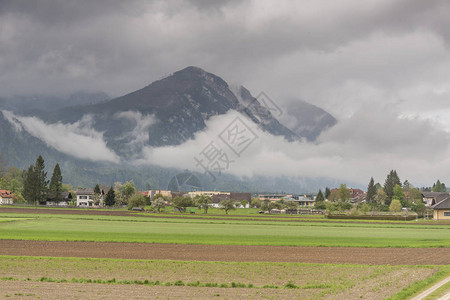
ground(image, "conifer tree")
xmin=94 ymin=184 xmax=101 ymax=195
xmin=49 ymin=163 xmax=63 ymax=202
xmin=105 ymin=186 xmax=115 ymax=206
xmin=34 ymin=155 xmax=48 ymax=204
xmin=22 ymin=156 xmax=48 ymax=205
xmin=432 ymin=180 xmax=446 ymax=192
xmin=384 ymin=170 xmax=401 ymax=206
xmin=316 ymin=190 xmax=325 ymax=202
xmin=22 ymin=165 xmax=36 ymax=204
xmin=366 ymin=177 xmax=376 ymax=203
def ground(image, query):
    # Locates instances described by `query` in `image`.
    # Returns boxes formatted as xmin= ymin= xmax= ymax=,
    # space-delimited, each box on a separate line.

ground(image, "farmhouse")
xmin=75 ymin=189 xmax=104 ymax=207
xmin=431 ymin=196 xmax=450 ymax=220
xmin=0 ymin=190 xmax=14 ymax=205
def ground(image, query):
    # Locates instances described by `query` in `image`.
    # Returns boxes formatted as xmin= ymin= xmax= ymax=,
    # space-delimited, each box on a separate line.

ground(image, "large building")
xmin=188 ymin=191 xmax=229 ymax=198
xmin=147 ymin=190 xmax=173 ymax=199
xmin=258 ymin=194 xmax=293 ymax=202
xmin=286 ymin=195 xmax=315 ymax=207
xmin=205 ymin=192 xmax=252 ymax=208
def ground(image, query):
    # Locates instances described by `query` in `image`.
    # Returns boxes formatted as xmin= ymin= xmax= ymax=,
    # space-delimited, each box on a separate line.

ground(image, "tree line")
xmin=22 ymin=155 xmax=63 ymax=205
xmin=314 ymin=170 xmax=446 ymax=214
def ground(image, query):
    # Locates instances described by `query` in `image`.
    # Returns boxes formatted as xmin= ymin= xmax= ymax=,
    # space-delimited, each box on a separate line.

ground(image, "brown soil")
xmin=0 ymin=268 xmax=438 ymax=300
xmin=0 ymin=240 xmax=448 ymax=265
xmin=0 ymin=281 xmax=320 ymax=300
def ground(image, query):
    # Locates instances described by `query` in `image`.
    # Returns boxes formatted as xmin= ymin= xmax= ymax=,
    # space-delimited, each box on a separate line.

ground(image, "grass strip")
xmin=0 ymin=276 xmax=336 ymax=290
xmin=424 ymin=281 xmax=450 ymax=300
xmin=387 ymin=267 xmax=450 ymax=300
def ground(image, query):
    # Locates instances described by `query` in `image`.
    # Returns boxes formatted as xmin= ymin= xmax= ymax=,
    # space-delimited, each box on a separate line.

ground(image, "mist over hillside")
xmin=0 ymin=67 xmax=342 ymax=193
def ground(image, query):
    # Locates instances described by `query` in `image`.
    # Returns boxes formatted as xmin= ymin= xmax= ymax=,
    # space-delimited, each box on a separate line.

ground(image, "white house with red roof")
xmin=0 ymin=190 xmax=14 ymax=204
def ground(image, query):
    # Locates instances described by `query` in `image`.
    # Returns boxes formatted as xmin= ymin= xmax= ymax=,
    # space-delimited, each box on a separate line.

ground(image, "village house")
xmin=431 ymin=196 xmax=450 ymax=220
xmin=0 ymin=190 xmax=14 ymax=205
xmin=422 ymin=192 xmax=449 ymax=207
xmin=75 ymin=189 xmax=104 ymax=207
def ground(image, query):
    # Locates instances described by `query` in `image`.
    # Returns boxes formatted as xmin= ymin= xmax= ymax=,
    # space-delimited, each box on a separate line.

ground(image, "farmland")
xmin=0 ymin=256 xmax=446 ymax=299
xmin=0 ymin=211 xmax=449 ymax=248
xmin=0 ymin=207 xmax=448 ymax=299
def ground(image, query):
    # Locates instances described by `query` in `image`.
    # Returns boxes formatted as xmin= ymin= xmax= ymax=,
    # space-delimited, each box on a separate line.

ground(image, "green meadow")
xmin=0 ymin=212 xmax=448 ymax=247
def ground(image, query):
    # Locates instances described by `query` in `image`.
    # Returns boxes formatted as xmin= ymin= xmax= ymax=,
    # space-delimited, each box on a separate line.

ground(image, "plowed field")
xmin=0 ymin=240 xmax=448 ymax=265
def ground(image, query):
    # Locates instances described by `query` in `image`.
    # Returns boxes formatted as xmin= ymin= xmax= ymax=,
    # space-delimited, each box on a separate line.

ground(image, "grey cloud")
xmin=114 ymin=111 xmax=156 ymax=146
xmin=1 ymin=1 xmax=450 ymax=186
xmin=1 ymin=0 xmax=449 ymax=98
xmin=135 ymin=109 xmax=450 ymax=187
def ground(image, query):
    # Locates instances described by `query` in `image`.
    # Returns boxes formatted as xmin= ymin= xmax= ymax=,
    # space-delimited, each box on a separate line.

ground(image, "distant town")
xmin=1 ymin=155 xmax=449 ymax=220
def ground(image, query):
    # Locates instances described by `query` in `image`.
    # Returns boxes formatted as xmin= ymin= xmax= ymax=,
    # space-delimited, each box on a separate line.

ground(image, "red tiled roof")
xmin=0 ymin=190 xmax=14 ymax=198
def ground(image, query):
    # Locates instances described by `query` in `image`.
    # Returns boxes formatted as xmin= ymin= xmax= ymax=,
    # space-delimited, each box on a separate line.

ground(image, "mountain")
xmin=280 ymin=100 xmax=337 ymax=141
xmin=0 ymin=66 xmax=340 ymax=193
xmin=46 ymin=66 xmax=301 ymax=157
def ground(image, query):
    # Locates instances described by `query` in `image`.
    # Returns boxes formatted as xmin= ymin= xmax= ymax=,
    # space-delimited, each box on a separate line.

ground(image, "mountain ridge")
xmin=0 ymin=66 xmax=340 ymax=192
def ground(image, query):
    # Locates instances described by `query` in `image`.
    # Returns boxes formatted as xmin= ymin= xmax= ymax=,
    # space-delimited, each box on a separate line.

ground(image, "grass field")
xmin=0 ymin=212 xmax=448 ymax=247
xmin=0 ymin=255 xmax=447 ymax=299
xmin=0 ymin=207 xmax=449 ymax=299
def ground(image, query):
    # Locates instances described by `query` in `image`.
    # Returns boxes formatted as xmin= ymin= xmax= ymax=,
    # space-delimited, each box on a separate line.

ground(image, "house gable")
xmin=431 ymin=196 xmax=450 ymax=220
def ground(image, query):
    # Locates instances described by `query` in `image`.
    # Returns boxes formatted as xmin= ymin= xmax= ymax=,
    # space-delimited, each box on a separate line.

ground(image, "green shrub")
xmin=127 ymin=194 xmax=147 ymax=210
xmin=187 ymin=281 xmax=200 ymax=287
xmin=174 ymin=280 xmax=185 ymax=286
xmin=284 ymin=282 xmax=298 ymax=289
xmin=205 ymin=282 xmax=218 ymax=287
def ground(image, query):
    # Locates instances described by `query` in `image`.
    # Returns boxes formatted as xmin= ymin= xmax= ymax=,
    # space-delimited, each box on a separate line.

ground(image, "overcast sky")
xmin=1 ymin=0 xmax=450 ymax=188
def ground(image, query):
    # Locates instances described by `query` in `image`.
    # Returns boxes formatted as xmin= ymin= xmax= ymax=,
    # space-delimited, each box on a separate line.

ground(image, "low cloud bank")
xmin=4 ymin=106 xmax=450 ymax=188
xmin=137 ymin=108 xmax=450 ymax=188
xmin=4 ymin=111 xmax=120 ymax=163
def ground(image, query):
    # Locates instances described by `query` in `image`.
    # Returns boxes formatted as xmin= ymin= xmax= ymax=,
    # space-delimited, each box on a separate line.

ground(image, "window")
xmin=444 ymin=211 xmax=450 ymax=217
xmin=79 ymin=196 xmax=87 ymax=199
